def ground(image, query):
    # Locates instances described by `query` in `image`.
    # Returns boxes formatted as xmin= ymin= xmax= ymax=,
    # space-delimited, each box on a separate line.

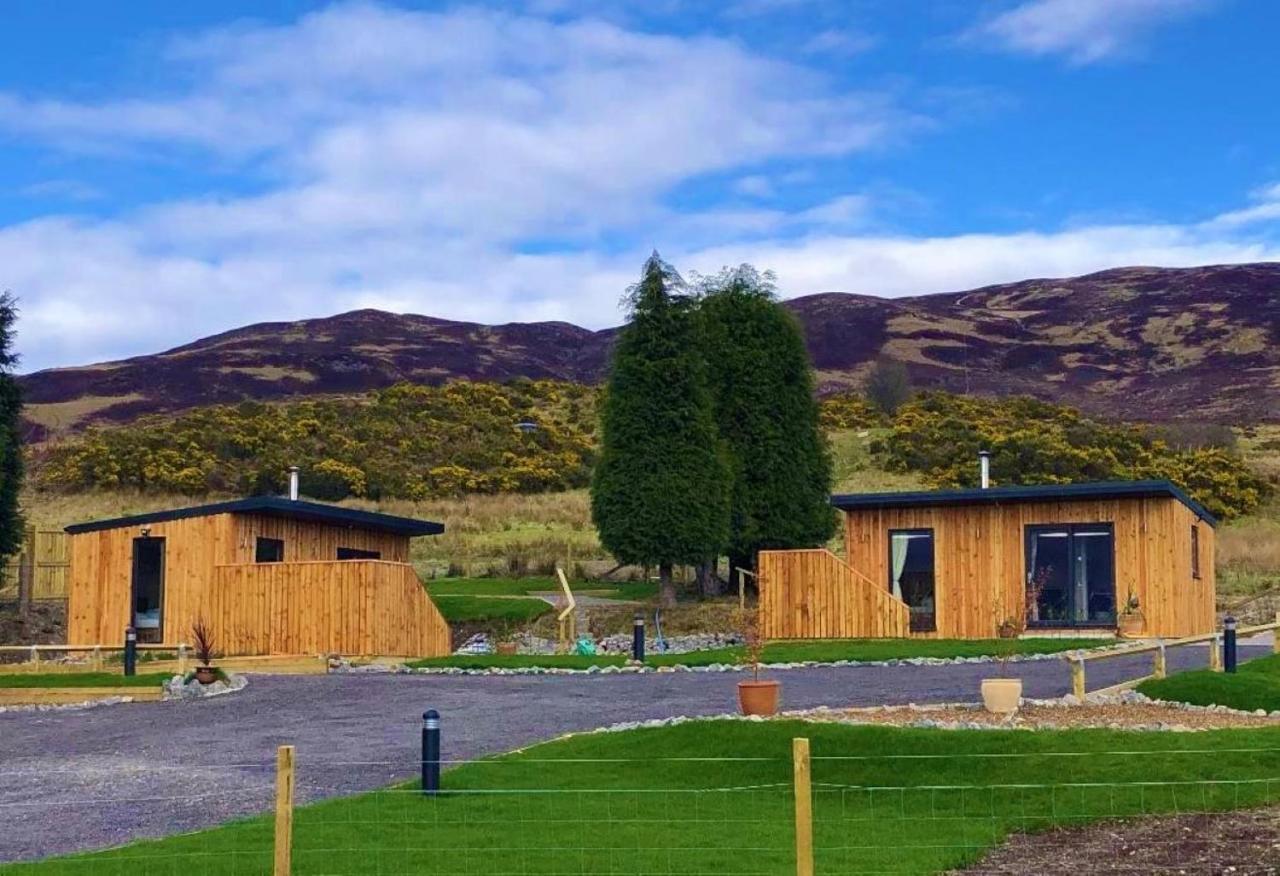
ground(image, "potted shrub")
xmin=980 ymin=614 xmax=1024 ymax=714
xmin=191 ymin=618 xmax=220 ymax=685
xmin=735 ymin=606 xmax=779 ymax=716
xmin=1118 ymin=590 xmax=1144 ymax=638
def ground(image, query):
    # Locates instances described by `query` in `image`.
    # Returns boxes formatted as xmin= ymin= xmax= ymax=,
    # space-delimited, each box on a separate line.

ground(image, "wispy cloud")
xmin=967 ymin=0 xmax=1214 ymax=64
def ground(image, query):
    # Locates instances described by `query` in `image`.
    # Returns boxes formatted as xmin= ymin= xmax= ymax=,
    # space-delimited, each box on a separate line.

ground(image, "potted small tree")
xmin=980 ymin=612 xmax=1025 ymax=714
xmin=736 ymin=606 xmax=779 ymax=716
xmin=1118 ymin=589 xmax=1144 ymax=638
xmin=191 ymin=618 xmax=220 ymax=685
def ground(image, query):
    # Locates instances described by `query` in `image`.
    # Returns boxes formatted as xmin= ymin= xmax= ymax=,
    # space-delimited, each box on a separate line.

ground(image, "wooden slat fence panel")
xmin=0 ymin=530 xmax=70 ymax=600
xmin=210 ymin=560 xmax=450 ymax=658
xmin=758 ymin=549 xmax=910 ymax=640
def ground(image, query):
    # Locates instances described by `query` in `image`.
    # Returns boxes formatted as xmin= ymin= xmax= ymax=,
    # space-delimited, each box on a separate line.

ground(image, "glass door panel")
xmin=1026 ymin=525 xmax=1114 ymax=628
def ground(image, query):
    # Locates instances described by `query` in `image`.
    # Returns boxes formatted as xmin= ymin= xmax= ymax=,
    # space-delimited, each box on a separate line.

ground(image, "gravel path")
xmin=0 ymin=642 xmax=1269 ymax=863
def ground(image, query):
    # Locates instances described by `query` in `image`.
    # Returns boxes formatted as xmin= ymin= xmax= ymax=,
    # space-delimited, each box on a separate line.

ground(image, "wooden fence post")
xmin=1274 ymin=613 xmax=1280 ymax=655
xmin=793 ymin=737 xmax=814 ymax=876
xmin=177 ymin=644 xmax=188 ymax=677
xmin=274 ymin=745 xmax=295 ymax=876
xmin=1153 ymin=641 xmax=1167 ymax=680
xmin=1209 ymin=634 xmax=1223 ymax=672
xmin=91 ymin=646 xmax=103 ymax=672
xmin=1070 ymin=657 xmax=1086 ymax=699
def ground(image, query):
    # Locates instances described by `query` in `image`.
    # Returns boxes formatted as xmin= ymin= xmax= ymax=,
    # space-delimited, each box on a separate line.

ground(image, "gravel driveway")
xmin=0 ymin=642 xmax=1269 ymax=863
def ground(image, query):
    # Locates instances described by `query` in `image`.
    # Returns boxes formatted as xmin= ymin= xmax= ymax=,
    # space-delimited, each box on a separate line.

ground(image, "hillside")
xmin=19 ymin=262 xmax=1280 ymax=437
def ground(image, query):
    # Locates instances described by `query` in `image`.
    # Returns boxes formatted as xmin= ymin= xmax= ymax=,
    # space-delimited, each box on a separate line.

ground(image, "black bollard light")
xmin=1224 ymin=616 xmax=1238 ymax=674
xmin=422 ymin=709 xmax=441 ymax=796
xmin=123 ymin=626 xmax=137 ymax=677
xmin=632 ymin=612 xmax=645 ymax=662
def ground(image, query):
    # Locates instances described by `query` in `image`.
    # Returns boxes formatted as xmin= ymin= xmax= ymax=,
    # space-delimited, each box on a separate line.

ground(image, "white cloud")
xmin=802 ymin=28 xmax=878 ymax=57
xmin=969 ymin=0 xmax=1213 ymax=64
xmin=1204 ymin=182 xmax=1280 ymax=229
xmin=0 ymin=1 xmax=1275 ymax=375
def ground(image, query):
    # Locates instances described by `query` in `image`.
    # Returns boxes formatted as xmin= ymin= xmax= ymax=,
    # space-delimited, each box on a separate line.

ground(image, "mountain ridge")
xmin=19 ymin=262 xmax=1280 ymax=437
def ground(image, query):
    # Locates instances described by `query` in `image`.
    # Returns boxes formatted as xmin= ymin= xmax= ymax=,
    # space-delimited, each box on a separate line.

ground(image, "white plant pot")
xmin=981 ymin=678 xmax=1023 ymax=714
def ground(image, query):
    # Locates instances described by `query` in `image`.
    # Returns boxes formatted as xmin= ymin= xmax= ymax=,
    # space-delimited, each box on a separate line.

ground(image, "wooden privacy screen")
xmin=210 ymin=560 xmax=450 ymax=657
xmin=0 ymin=530 xmax=70 ymax=600
xmin=758 ymin=549 xmax=910 ymax=639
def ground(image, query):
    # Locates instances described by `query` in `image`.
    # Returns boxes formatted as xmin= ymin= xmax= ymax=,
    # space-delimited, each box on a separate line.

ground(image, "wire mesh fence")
xmin=3 ymin=740 xmax=1280 ymax=875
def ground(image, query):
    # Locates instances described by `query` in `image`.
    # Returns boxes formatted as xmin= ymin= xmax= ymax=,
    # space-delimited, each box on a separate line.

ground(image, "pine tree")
xmin=0 ymin=291 xmax=24 ymax=563
xmin=698 ymin=266 xmax=835 ymax=585
xmin=591 ymin=254 xmax=729 ymax=606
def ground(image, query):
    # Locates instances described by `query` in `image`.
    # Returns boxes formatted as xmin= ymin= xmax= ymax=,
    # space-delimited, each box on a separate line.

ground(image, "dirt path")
xmin=956 ymin=807 xmax=1280 ymax=874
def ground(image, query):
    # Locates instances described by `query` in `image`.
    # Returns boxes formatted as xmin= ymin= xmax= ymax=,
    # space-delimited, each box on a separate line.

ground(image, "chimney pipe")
xmin=978 ymin=451 xmax=991 ymax=490
xmin=288 ymin=466 xmax=300 ymax=501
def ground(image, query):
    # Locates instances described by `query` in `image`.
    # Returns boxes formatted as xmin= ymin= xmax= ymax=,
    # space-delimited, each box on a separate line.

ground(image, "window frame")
xmin=255 ymin=536 xmax=285 ymax=564
xmin=887 ymin=527 xmax=936 ymax=633
xmin=1191 ymin=523 xmax=1201 ymax=580
xmin=337 ymin=547 xmax=382 ymax=561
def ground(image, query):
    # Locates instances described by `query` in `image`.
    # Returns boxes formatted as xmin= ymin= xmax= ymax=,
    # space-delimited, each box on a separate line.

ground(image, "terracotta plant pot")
xmin=194 ymin=665 xmax=218 ymax=685
xmin=1118 ymin=613 xmax=1145 ymax=638
xmin=496 ymin=642 xmax=518 ymax=655
xmin=980 ymin=678 xmax=1022 ymax=714
xmin=738 ymin=679 xmax=780 ymax=716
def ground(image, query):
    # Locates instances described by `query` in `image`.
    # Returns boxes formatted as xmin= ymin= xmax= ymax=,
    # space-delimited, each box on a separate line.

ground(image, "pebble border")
xmin=338 ymin=646 xmax=1128 ymax=676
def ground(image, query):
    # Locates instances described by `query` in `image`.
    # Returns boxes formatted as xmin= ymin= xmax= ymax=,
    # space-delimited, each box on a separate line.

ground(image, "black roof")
xmin=64 ymin=496 xmax=445 ymax=537
xmin=831 ymin=479 xmax=1216 ymax=526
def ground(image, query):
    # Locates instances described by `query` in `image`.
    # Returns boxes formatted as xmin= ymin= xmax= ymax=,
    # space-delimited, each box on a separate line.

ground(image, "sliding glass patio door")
xmin=1025 ymin=524 xmax=1115 ymax=627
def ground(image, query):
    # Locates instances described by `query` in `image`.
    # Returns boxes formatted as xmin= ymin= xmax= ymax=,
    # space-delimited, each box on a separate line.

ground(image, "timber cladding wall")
xmin=210 ymin=560 xmax=449 ymax=656
xmin=66 ymin=511 xmax=449 ymax=657
xmin=758 ymin=549 xmax=910 ymax=639
xmin=842 ymin=496 xmax=1214 ymax=639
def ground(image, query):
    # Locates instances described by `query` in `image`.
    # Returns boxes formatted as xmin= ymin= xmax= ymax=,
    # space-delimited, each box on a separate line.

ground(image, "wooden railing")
xmin=758 ymin=549 xmax=911 ymax=639
xmin=0 ymin=642 xmax=189 ymax=673
xmin=210 ymin=560 xmax=451 ymax=658
xmin=1065 ymin=614 xmax=1280 ymax=698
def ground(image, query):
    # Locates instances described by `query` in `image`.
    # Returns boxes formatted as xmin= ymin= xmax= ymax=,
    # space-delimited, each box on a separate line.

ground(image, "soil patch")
xmin=953 ymin=807 xmax=1280 ymax=874
xmin=0 ymin=600 xmax=66 ymax=650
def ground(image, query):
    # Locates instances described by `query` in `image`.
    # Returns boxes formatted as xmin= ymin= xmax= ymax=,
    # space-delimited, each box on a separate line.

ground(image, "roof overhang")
xmin=830 ymin=480 xmax=1217 ymax=526
xmin=65 ymin=496 xmax=445 ymax=537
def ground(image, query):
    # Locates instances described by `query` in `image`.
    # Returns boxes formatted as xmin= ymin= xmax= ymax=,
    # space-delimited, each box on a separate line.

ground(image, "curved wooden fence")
xmin=210 ymin=560 xmax=451 ymax=658
xmin=758 ymin=549 xmax=910 ymax=639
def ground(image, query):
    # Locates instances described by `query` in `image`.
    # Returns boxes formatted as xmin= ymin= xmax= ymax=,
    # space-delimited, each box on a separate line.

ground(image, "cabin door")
xmin=1025 ymin=525 xmax=1115 ymax=627
xmin=131 ymin=537 xmax=166 ymax=644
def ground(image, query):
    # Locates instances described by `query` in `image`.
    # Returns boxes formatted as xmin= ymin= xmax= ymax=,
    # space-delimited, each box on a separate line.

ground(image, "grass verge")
xmin=7 ymin=720 xmax=1280 ymax=875
xmin=1138 ymin=653 xmax=1280 ymax=712
xmin=430 ymin=595 xmax=555 ymax=624
xmin=427 ymin=576 xmax=656 ymax=601
xmin=0 ymin=672 xmax=169 ymax=688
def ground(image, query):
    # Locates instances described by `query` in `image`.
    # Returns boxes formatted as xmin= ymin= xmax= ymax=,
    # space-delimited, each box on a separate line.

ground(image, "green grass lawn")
xmin=430 ymin=594 xmax=556 ymax=623
xmin=0 ymin=672 xmax=169 ymax=688
xmin=1138 ymin=652 xmax=1280 ymax=712
xmin=427 ymin=576 xmax=656 ymax=601
xmin=409 ymin=637 xmax=1112 ymax=670
xmin=7 ymin=720 xmax=1280 ymax=875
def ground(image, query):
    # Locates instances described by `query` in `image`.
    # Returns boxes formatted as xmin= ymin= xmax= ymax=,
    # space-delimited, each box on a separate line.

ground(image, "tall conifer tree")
xmin=591 ymin=254 xmax=729 ymax=606
xmin=699 ymin=266 xmax=834 ymax=583
xmin=0 ymin=292 xmax=24 ymax=563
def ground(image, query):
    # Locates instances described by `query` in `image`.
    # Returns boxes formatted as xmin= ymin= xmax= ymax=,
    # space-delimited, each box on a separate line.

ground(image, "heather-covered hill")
xmin=19 ymin=262 xmax=1280 ymax=437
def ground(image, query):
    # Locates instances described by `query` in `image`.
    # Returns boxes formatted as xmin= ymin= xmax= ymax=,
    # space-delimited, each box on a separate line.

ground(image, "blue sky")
xmin=1 ymin=0 xmax=1278 ymax=371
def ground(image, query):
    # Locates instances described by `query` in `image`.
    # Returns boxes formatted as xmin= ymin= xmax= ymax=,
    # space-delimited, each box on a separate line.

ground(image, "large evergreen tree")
xmin=698 ymin=266 xmax=835 ymax=585
xmin=591 ymin=254 xmax=729 ymax=606
xmin=0 ymin=292 xmax=24 ymax=563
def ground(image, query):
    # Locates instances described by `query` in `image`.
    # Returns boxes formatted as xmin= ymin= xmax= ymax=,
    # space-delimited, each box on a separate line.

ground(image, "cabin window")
xmin=1191 ymin=524 xmax=1201 ymax=580
xmin=888 ymin=529 xmax=936 ymax=633
xmin=337 ymin=547 xmax=381 ymax=560
xmin=255 ymin=537 xmax=285 ymax=563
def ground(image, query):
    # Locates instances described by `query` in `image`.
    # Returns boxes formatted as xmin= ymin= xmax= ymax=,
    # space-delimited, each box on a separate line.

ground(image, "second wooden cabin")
xmin=760 ymin=474 xmax=1216 ymax=641
xmin=65 ymin=484 xmax=450 ymax=658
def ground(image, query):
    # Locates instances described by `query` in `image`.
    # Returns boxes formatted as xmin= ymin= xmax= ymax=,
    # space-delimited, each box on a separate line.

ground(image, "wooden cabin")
xmin=64 ymin=497 xmax=451 ymax=658
xmin=759 ymin=480 xmax=1216 ymax=640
